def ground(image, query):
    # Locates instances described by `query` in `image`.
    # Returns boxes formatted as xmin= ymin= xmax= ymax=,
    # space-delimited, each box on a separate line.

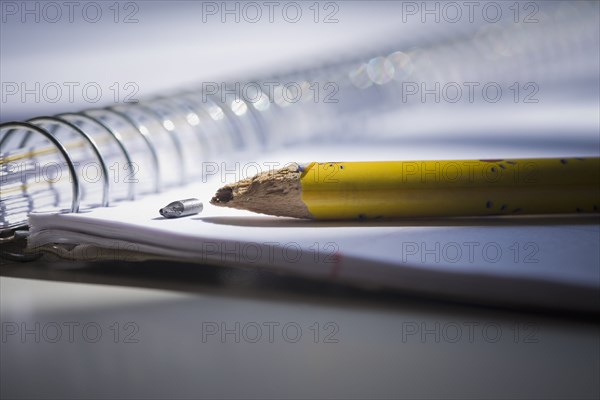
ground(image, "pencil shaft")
xmin=299 ymin=158 xmax=600 ymax=219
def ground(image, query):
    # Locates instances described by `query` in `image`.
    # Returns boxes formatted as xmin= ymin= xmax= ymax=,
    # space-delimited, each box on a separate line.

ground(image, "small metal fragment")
xmin=159 ymin=198 xmax=203 ymax=218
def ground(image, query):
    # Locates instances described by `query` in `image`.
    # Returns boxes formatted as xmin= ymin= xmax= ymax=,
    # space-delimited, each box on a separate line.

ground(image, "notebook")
xmin=2 ymin=8 xmax=599 ymax=312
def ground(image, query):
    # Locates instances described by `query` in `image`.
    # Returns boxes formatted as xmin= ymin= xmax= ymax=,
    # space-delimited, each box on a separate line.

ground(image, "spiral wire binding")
xmin=1 ymin=2 xmax=597 ymax=258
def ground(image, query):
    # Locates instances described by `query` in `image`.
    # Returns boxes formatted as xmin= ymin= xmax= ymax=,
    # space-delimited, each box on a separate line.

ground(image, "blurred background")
xmin=2 ymin=0 xmax=599 ymax=144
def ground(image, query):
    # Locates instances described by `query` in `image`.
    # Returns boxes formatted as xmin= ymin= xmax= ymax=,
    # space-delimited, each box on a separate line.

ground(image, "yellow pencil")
xmin=210 ymin=157 xmax=600 ymax=219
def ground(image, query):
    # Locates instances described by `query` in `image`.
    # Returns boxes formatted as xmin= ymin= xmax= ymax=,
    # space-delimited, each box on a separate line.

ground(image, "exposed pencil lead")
xmin=211 ymin=187 xmax=233 ymax=205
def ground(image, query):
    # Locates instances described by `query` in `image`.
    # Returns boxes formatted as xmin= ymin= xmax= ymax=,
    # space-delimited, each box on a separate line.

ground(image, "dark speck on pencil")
xmin=491 ymin=167 xmax=497 ymax=173
xmin=501 ymin=204 xmax=507 ymax=211
xmin=560 ymin=159 xmax=568 ymax=164
xmin=340 ymin=165 xmax=344 ymax=169
xmin=358 ymin=214 xmax=367 ymax=220
xmin=486 ymin=201 xmax=493 ymax=209
xmin=576 ymin=207 xmax=583 ymax=213
xmin=499 ymin=164 xmax=506 ymax=169
xmin=506 ymin=161 xmax=517 ymax=165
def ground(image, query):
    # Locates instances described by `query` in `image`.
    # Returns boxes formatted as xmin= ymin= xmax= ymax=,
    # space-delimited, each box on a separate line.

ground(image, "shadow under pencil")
xmin=196 ymin=215 xmax=600 ymax=228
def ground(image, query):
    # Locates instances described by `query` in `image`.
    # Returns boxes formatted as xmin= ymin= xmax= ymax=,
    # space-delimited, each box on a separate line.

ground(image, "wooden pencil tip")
xmin=209 ymin=164 xmax=312 ymax=218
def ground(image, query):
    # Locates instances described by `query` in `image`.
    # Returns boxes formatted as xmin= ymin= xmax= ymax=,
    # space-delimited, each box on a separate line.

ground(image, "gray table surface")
xmin=1 ymin=259 xmax=598 ymax=399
